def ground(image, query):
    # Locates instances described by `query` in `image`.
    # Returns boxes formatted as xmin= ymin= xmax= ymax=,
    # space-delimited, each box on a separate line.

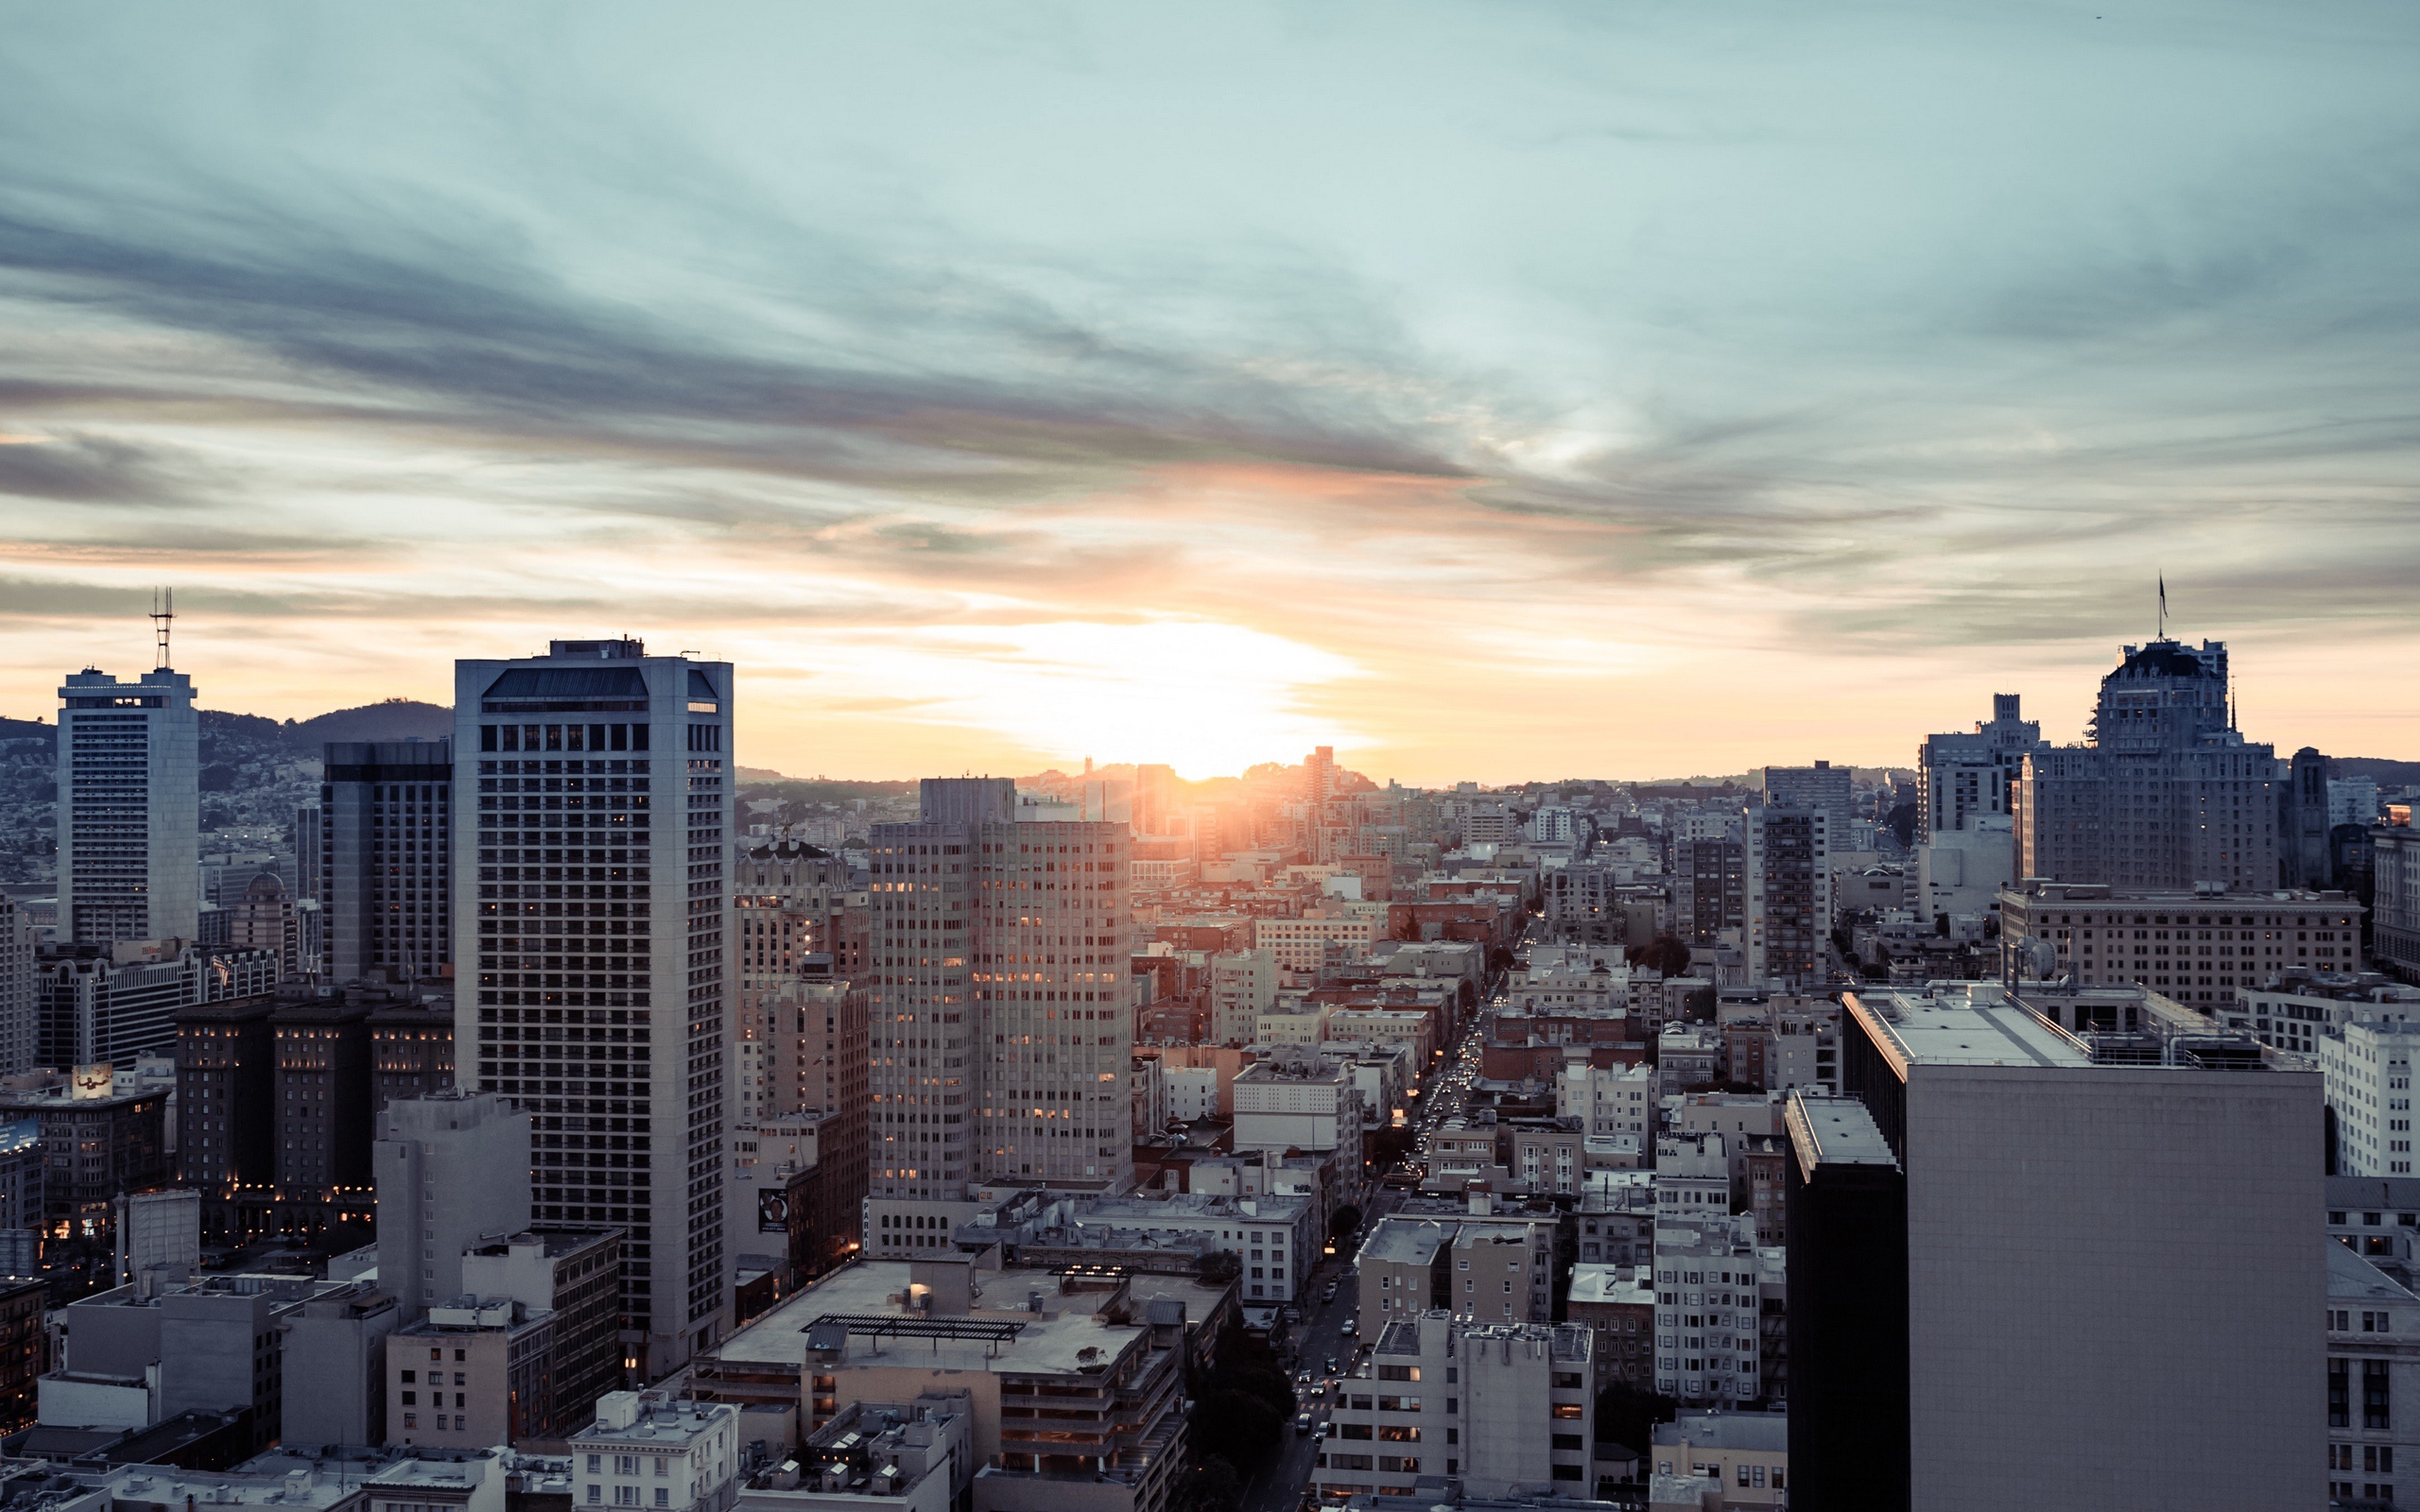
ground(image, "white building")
xmin=2328 ymin=1243 xmax=2420 ymax=1508
xmin=1311 ymin=1314 xmax=1596 ymax=1500
xmin=58 ymin=665 xmax=199 ymax=945
xmin=1651 ymin=1213 xmax=1765 ymax=1406
xmin=2324 ymin=1018 xmax=2420 ymax=1177
xmin=455 ymin=637 xmax=735 ymax=1374
xmin=1164 ymin=1065 xmax=1219 ymax=1124
xmin=2332 ymin=779 xmax=2383 ymax=829
xmin=1208 ymin=949 xmax=1277 ymax=1045
xmin=572 ymin=1390 xmax=740 ymax=1512
xmin=1559 ymin=1062 xmax=1655 ymax=1138
xmin=1652 ymin=1133 xmax=1732 ymax=1223
xmin=1911 ymin=815 xmax=2014 ymax=922
xmin=1233 ymin=1056 xmax=1360 ymax=1154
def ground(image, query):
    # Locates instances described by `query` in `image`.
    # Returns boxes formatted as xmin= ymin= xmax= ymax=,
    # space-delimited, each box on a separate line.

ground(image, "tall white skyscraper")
xmin=453 ymin=637 xmax=734 ymax=1375
xmin=57 ymin=666 xmax=199 ymax=945
xmin=869 ymin=778 xmax=1131 ymax=1201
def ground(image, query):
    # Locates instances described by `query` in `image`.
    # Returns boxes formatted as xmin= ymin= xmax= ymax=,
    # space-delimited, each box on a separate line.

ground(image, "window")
xmin=585 ymin=1490 xmax=600 ymax=1506
xmin=616 ymin=1489 xmax=639 ymax=1507
xmin=1552 ymin=1404 xmax=1584 ymax=1419
xmin=1377 ymin=1426 xmax=1421 ymax=1442
xmin=653 ymin=1493 xmax=667 ymax=1507
xmin=1337 ymin=1424 xmax=1372 ymax=1440
xmin=2332 ymin=1360 xmax=2353 ymax=1428
xmin=587 ymin=1458 xmax=602 ymax=1473
xmin=2367 ymin=1360 xmax=2392 ymax=1430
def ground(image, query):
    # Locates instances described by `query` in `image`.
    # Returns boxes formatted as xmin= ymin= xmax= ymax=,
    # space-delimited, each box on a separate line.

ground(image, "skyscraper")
xmin=0 ymin=898 xmax=34 ymax=1076
xmin=56 ymin=666 xmax=199 ymax=945
xmin=322 ymin=739 xmax=454 ymax=984
xmin=453 ymin=637 xmax=734 ymax=1374
xmin=1744 ymin=805 xmax=1828 ymax=989
xmin=2016 ymin=638 xmax=2287 ymax=891
xmin=868 ymin=778 xmax=1130 ymax=1203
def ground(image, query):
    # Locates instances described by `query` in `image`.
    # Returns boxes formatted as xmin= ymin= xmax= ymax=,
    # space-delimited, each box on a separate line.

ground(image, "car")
xmin=1341 ymin=1315 xmax=1358 ymax=1335
xmin=1296 ymin=1413 xmax=1314 ymax=1435
xmin=1326 ymin=1356 xmax=1340 ymax=1372
xmin=1311 ymin=1382 xmax=1327 ymax=1398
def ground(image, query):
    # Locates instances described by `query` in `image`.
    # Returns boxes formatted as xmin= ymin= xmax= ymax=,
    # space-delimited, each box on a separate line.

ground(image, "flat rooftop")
xmin=1785 ymin=1093 xmax=1897 ymax=1169
xmin=1850 ymin=988 xmax=2091 ymax=1070
xmin=708 ymin=1261 xmax=1158 ymax=1377
xmin=1564 ymin=1264 xmax=1651 ymax=1307
xmin=1357 ymin=1218 xmax=1450 ymax=1267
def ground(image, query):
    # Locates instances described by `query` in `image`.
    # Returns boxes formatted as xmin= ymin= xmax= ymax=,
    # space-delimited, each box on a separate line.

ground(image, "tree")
xmin=1190 ymin=1391 xmax=1283 ymax=1475
xmin=1172 ymin=1456 xmax=1244 ymax=1512
xmin=1684 ymin=985 xmax=1716 ymax=1022
xmin=1624 ymin=933 xmax=1692 ymax=978
xmin=1328 ymin=1204 xmax=1364 ymax=1246
xmin=1594 ymin=1382 xmax=1679 ymax=1456
xmin=1196 ymin=1249 xmax=1241 ymax=1285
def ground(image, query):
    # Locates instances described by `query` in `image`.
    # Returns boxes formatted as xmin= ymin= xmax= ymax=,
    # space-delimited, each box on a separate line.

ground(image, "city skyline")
xmin=6 ymin=7 xmax=2420 ymax=782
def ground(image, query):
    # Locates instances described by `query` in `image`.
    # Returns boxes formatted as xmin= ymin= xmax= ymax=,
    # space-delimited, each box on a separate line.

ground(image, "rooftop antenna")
xmin=2156 ymin=572 xmax=2167 ymax=641
xmin=149 ymin=587 xmax=174 ymax=670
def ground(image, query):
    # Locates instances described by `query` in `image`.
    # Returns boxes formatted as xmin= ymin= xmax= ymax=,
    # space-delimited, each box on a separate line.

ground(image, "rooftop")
xmin=1784 ymin=1092 xmax=1897 ymax=1171
xmin=1564 ymin=1264 xmax=1652 ymax=1308
xmin=1356 ymin=1218 xmax=1451 ymax=1267
xmin=2329 ymin=1242 xmax=2418 ymax=1305
xmin=1652 ymin=1409 xmax=1789 ymax=1453
xmin=707 ymin=1261 xmax=1163 ymax=1378
xmin=1849 ymin=987 xmax=2092 ymax=1070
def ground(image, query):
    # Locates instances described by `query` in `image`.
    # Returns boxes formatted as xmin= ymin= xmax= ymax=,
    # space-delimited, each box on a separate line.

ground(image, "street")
xmin=1238 ymin=952 xmax=1510 ymax=1512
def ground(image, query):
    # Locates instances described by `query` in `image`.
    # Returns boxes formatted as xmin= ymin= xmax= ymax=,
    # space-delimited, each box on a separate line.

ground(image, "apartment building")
xmin=1651 ymin=1214 xmax=1767 ymax=1407
xmin=1311 ymin=1314 xmax=1595 ymax=1500
xmin=1999 ymin=879 xmax=2362 ymax=1013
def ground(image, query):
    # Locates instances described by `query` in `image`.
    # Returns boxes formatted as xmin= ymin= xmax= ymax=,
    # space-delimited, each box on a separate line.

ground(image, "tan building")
xmin=386 ymin=1298 xmax=552 ymax=1449
xmin=1649 ymin=1411 xmax=1789 ymax=1508
xmin=1998 ymin=880 xmax=2361 ymax=1014
xmin=1252 ymin=915 xmax=1378 ymax=973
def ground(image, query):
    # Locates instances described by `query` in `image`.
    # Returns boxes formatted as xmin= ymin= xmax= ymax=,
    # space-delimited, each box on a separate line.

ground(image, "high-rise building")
xmin=868 ymin=778 xmax=1130 ymax=1203
xmin=1208 ymin=948 xmax=1277 ymax=1045
xmin=454 ymin=637 xmax=734 ymax=1373
xmin=1673 ymin=837 xmax=1744 ymax=946
xmin=1744 ymin=806 xmax=1828 ymax=989
xmin=1997 ymin=879 xmax=2360 ymax=1014
xmin=56 ymin=666 xmax=199 ymax=945
xmin=2322 ymin=1017 xmax=2420 ymax=1178
xmin=1311 ymin=1314 xmax=1596 ymax=1500
xmin=1913 ymin=695 xmax=2042 ymax=841
xmin=1789 ymin=984 xmax=2319 ymax=1511
xmin=274 ymin=994 xmax=374 ymax=1237
xmin=0 ymin=897 xmax=36 ymax=1076
xmin=41 ymin=937 xmax=278 ymax=1069
xmin=2016 ymin=639 xmax=2291 ymax=891
xmin=322 ymin=739 xmax=455 ymax=985
xmin=374 ymin=1089 xmax=532 ymax=1322
xmin=1760 ymin=762 xmax=1853 ymax=835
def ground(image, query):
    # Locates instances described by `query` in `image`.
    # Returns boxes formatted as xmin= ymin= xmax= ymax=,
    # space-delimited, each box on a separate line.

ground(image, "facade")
xmin=1997 ymin=879 xmax=2361 ymax=1013
xmin=735 ymin=1393 xmax=973 ymax=1512
xmin=1782 ymin=1091 xmax=1906 ymax=1512
xmin=2327 ymin=1242 xmax=2420 ymax=1507
xmin=2323 ymin=1017 xmax=2420 ymax=1178
xmin=1564 ymin=1263 xmax=1655 ymax=1393
xmin=1914 ymin=695 xmax=2041 ymax=841
xmin=1252 ymin=916 xmax=1378 ymax=973
xmin=456 ymin=637 xmax=735 ymax=1374
xmin=1311 ymin=1314 xmax=1595 ymax=1500
xmin=1672 ymin=838 xmax=1744 ymax=948
xmin=1651 ymin=1214 xmax=1766 ymax=1406
xmin=283 ymin=1281 xmax=403 ymax=1449
xmin=374 ymin=1090 xmax=533 ymax=1321
xmin=1209 ymin=950 xmax=1278 ymax=1046
xmin=1758 ymin=764 xmax=1852 ymax=836
xmin=461 ymin=1227 xmax=626 ymax=1435
xmin=177 ymin=993 xmax=278 ymax=1217
xmin=1648 ymin=1412 xmax=1789 ymax=1509
xmin=56 ymin=665 xmax=199 ymax=946
xmin=869 ymin=778 xmax=1132 ymax=1202
xmin=2379 ymin=826 xmax=2420 ymax=982
xmin=0 ymin=1080 xmax=167 ymax=1243
xmin=371 ymin=997 xmax=458 ymax=1111
xmin=275 ymin=995 xmax=376 ymax=1223
xmin=1806 ymin=984 xmax=2320 ymax=1512
xmin=1742 ymin=808 xmax=1827 ymax=990
xmin=322 ymin=739 xmax=455 ymax=985
xmin=40 ymin=938 xmax=279 ymax=1070
xmin=0 ymin=897 xmax=38 ymax=1076
xmin=2014 ymin=639 xmax=2288 ymax=892
xmin=1559 ymin=1062 xmax=1655 ymax=1138
xmin=386 ymin=1299 xmax=555 ymax=1448
xmin=1232 ymin=1057 xmax=1360 ymax=1155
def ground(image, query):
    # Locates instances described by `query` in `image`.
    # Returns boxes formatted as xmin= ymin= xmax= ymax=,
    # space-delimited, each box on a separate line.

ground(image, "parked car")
xmin=1296 ymin=1413 xmax=1314 ymax=1435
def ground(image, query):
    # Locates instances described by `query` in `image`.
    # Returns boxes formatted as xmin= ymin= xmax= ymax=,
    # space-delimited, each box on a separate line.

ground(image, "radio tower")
xmin=149 ymin=587 xmax=173 ymax=670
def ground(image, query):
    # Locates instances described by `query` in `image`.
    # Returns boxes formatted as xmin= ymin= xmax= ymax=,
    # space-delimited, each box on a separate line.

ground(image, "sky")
xmin=4 ymin=3 xmax=2419 ymax=784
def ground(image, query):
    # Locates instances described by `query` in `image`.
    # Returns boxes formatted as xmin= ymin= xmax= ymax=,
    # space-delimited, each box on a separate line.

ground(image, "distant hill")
xmin=2337 ymin=758 xmax=2420 ymax=789
xmin=293 ymin=699 xmax=452 ymax=747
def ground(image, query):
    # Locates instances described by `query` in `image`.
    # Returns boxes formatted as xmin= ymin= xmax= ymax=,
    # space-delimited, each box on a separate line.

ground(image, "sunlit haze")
xmin=6 ymin=4 xmax=2420 ymax=781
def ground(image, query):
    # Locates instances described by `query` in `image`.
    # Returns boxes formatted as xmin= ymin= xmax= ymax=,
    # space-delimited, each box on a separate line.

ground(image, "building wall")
xmin=322 ymin=741 xmax=455 ymax=984
xmin=57 ymin=668 xmax=199 ymax=946
xmin=375 ymin=1091 xmax=532 ymax=1319
xmin=1902 ymin=1063 xmax=2320 ymax=1512
xmin=457 ymin=642 xmax=735 ymax=1373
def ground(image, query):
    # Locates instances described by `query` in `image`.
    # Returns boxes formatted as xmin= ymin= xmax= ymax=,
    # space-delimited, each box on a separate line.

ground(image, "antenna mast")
xmin=149 ymin=587 xmax=174 ymax=670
